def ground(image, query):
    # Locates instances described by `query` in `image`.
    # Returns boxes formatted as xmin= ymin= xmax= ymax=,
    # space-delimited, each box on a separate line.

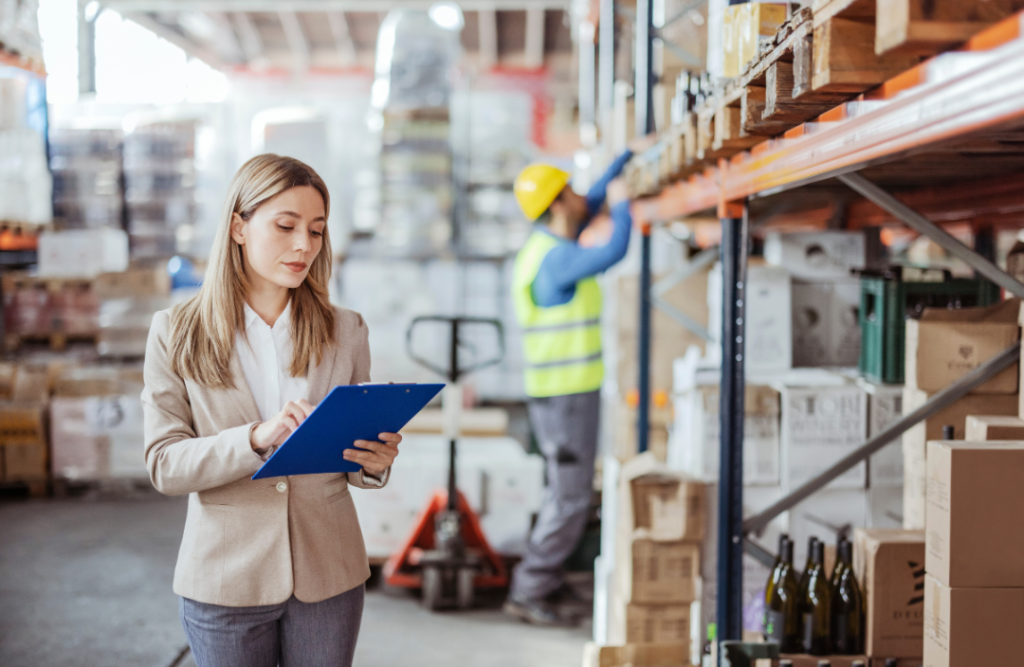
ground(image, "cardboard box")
xmin=669 ymin=384 xmax=780 ymax=486
xmin=615 ymin=268 xmax=709 ymax=395
xmin=864 ymin=382 xmax=904 ymax=487
xmin=964 ymin=414 xmax=1024 ymax=441
xmin=922 ymin=574 xmax=1024 ymax=667
xmin=0 ymin=402 xmax=46 ymax=446
xmin=38 ymin=228 xmax=129 ymax=278
xmin=905 ymin=299 xmax=1020 ymax=395
xmin=723 ymin=3 xmax=789 ymax=77
xmin=780 ymin=383 xmax=868 ymax=490
xmin=926 ymin=440 xmax=1024 ymax=588
xmin=619 ymin=539 xmax=700 ymax=604
xmin=625 ymin=603 xmax=692 ymax=644
xmin=853 ymin=529 xmax=926 ymax=658
xmin=903 ymin=440 xmax=927 ymax=530
xmin=900 ymin=389 xmax=1018 ymax=529
xmin=709 ymin=263 xmax=792 ymax=374
xmin=764 ymin=230 xmax=866 ymax=280
xmin=2 ymin=442 xmax=47 ymax=480
xmin=791 ymin=279 xmax=862 ymax=368
xmin=581 ymin=642 xmax=689 ymax=667
xmin=93 ymin=267 xmax=171 ymax=299
xmin=631 ymin=474 xmax=706 ymax=543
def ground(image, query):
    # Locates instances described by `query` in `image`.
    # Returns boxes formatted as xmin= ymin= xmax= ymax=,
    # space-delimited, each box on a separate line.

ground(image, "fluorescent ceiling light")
xmin=428 ymin=2 xmax=464 ymax=31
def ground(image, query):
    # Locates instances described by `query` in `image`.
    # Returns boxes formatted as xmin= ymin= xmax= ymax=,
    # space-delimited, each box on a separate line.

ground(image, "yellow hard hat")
xmin=514 ymin=163 xmax=571 ymax=221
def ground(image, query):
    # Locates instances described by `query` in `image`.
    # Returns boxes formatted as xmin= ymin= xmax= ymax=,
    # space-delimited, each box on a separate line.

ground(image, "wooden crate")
xmin=2 ymin=441 xmax=48 ymax=481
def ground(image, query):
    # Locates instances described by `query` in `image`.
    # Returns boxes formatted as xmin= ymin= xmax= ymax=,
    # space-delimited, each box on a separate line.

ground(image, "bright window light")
xmin=37 ymin=0 xmax=79 ymax=103
xmin=96 ymin=10 xmax=188 ymax=103
xmin=428 ymin=2 xmax=464 ymax=31
xmin=185 ymin=58 xmax=229 ymax=103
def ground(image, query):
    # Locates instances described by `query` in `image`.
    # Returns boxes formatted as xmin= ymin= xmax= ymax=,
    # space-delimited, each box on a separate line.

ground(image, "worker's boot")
xmin=545 ymin=582 xmax=589 ymax=615
xmin=503 ymin=595 xmax=577 ymax=627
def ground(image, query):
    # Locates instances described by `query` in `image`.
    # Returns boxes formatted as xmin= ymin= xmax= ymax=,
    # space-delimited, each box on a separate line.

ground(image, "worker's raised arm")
xmin=532 ymin=181 xmax=633 ymax=307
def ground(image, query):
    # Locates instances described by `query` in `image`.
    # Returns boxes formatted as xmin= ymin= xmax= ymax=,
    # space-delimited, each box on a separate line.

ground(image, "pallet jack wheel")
xmin=422 ymin=566 xmax=444 ymax=611
xmin=456 ymin=566 xmax=475 ymax=610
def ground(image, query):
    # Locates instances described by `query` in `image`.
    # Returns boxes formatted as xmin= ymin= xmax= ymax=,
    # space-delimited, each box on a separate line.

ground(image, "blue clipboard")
xmin=252 ymin=383 xmax=445 ymax=480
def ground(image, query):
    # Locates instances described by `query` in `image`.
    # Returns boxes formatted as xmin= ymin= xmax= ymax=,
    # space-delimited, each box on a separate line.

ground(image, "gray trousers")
xmin=510 ymin=390 xmax=600 ymax=600
xmin=179 ymin=585 xmax=364 ymax=667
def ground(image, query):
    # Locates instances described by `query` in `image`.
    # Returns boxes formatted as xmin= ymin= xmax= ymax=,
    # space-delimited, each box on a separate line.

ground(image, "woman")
xmin=142 ymin=154 xmax=400 ymax=667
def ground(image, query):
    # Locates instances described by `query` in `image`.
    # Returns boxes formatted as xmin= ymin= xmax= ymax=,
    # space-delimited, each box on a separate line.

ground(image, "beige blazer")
xmin=142 ymin=306 xmax=385 ymax=607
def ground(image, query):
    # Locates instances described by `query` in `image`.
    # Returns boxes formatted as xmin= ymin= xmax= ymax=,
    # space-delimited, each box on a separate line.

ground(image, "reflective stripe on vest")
xmin=512 ymin=230 xmax=604 ymax=398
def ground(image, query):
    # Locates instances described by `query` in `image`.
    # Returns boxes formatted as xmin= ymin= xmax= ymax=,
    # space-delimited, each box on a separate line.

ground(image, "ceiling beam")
xmin=231 ymin=11 xmax=263 ymax=64
xmin=278 ymin=9 xmax=311 ymax=71
xmin=327 ymin=11 xmax=357 ymax=66
xmin=100 ymin=0 xmax=571 ymax=12
xmin=478 ymin=7 xmax=497 ymax=69
xmin=120 ymin=11 xmax=227 ymax=69
xmin=524 ymin=7 xmax=545 ymax=68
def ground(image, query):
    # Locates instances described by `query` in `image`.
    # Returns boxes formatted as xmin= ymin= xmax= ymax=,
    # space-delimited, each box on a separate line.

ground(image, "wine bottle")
xmin=831 ymin=539 xmax=864 ymax=654
xmin=798 ymin=536 xmax=820 ymax=599
xmin=799 ymin=539 xmax=831 ymax=655
xmin=763 ymin=537 xmax=800 ymax=652
xmin=829 ymin=535 xmax=849 ymax=591
xmin=764 ymin=533 xmax=789 ymax=624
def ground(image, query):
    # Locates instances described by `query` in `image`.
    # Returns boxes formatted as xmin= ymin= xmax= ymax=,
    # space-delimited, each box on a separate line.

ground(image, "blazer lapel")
xmin=307 ymin=341 xmax=339 ymax=406
xmin=226 ymin=348 xmax=262 ymax=425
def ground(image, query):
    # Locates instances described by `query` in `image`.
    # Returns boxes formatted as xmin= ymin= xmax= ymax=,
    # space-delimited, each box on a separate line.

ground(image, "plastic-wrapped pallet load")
xmin=49 ymin=127 xmax=124 ymax=229
xmin=0 ymin=75 xmax=51 ymax=225
xmin=123 ymin=118 xmax=199 ymax=259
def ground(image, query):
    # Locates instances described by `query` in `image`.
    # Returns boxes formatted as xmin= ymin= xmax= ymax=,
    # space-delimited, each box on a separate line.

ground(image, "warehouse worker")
xmin=505 ymin=138 xmax=653 ymax=626
xmin=142 ymin=154 xmax=399 ymax=667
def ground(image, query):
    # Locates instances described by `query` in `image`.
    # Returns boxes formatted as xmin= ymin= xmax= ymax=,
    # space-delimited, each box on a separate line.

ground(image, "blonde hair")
xmin=168 ymin=154 xmax=336 ymax=388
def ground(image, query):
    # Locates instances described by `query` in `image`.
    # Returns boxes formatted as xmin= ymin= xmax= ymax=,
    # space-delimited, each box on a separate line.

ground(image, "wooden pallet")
xmin=4 ymin=332 xmax=97 ymax=352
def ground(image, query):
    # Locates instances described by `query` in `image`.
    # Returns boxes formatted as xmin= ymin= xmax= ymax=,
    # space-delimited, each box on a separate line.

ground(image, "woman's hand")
xmin=344 ymin=432 xmax=401 ymax=477
xmin=250 ymin=399 xmax=316 ymax=451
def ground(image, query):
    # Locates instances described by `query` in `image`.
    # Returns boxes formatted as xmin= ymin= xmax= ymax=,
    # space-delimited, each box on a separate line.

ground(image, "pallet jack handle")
xmin=405 ymin=315 xmax=506 ymax=383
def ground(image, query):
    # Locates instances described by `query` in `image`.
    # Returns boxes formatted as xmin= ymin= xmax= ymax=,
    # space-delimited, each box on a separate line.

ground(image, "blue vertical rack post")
xmin=716 ymin=203 xmax=748 ymax=662
xmin=635 ymin=0 xmax=655 ymax=454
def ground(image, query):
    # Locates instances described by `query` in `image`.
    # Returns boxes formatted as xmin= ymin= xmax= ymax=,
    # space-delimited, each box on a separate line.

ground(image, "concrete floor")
xmin=0 ymin=491 xmax=591 ymax=667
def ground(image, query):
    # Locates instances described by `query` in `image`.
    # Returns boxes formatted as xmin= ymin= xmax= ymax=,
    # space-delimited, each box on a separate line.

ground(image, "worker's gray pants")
xmin=510 ymin=390 xmax=600 ymax=601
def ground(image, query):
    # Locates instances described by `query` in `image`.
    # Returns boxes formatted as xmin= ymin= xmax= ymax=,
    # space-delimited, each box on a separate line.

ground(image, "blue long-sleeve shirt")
xmin=532 ymin=150 xmax=633 ymax=307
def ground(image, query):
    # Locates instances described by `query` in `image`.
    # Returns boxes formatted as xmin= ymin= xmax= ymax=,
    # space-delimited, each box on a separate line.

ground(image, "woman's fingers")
xmin=352 ymin=439 xmax=398 ymax=455
xmin=377 ymin=432 xmax=402 ymax=446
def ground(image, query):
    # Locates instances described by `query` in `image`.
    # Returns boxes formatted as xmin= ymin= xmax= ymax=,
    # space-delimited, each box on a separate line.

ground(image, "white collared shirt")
xmin=236 ymin=300 xmax=385 ymax=486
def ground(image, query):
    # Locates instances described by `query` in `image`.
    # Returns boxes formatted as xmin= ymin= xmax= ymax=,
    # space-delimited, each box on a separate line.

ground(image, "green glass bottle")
xmin=799 ymin=539 xmax=831 ymax=655
xmin=763 ymin=536 xmax=800 ymax=652
xmin=831 ymin=539 xmax=865 ymax=654
xmin=830 ymin=535 xmax=849 ymax=591
xmin=798 ymin=536 xmax=820 ymax=599
xmin=764 ymin=533 xmax=789 ymax=617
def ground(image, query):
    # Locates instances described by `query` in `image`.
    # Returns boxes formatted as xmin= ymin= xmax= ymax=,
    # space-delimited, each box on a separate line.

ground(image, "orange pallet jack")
xmin=384 ymin=315 xmax=509 ymax=610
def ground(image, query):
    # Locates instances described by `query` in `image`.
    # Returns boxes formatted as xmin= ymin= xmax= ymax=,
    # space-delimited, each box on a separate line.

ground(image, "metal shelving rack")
xmin=607 ymin=8 xmax=1024 ymax=662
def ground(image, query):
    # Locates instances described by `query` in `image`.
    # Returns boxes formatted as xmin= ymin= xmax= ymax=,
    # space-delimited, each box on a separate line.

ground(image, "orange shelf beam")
xmin=634 ymin=11 xmax=1024 ymax=224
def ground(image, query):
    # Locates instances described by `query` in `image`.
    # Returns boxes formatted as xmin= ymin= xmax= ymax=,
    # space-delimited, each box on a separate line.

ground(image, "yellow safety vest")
xmin=512 ymin=230 xmax=604 ymax=398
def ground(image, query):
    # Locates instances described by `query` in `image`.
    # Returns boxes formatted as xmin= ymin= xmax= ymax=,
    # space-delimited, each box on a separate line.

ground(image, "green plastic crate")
xmin=859 ymin=276 xmax=1000 ymax=384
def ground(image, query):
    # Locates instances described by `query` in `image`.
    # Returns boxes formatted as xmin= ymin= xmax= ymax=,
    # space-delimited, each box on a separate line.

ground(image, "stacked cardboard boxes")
xmin=923 ymin=440 xmax=1024 ymax=666
xmin=49 ymin=365 xmax=146 ymax=482
xmin=901 ymin=299 xmax=1021 ymax=529
xmin=853 ymin=529 xmax=926 ymax=665
xmin=765 ymin=231 xmax=867 ymax=369
xmin=607 ymin=455 xmax=705 ymax=655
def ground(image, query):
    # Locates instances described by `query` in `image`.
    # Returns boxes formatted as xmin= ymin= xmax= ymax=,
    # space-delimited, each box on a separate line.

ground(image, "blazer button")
xmin=276 ymin=481 xmax=288 ymax=493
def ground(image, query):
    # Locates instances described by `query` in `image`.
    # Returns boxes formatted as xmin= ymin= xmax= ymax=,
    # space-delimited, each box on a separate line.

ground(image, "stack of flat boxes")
xmin=608 ymin=459 xmax=706 ymax=654
xmin=923 ymin=437 xmax=1024 ymax=666
xmin=901 ymin=298 xmax=1021 ymax=530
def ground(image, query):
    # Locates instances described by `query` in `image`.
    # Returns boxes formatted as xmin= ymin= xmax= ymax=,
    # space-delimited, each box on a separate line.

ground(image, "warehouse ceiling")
xmin=97 ymin=0 xmax=576 ymax=74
